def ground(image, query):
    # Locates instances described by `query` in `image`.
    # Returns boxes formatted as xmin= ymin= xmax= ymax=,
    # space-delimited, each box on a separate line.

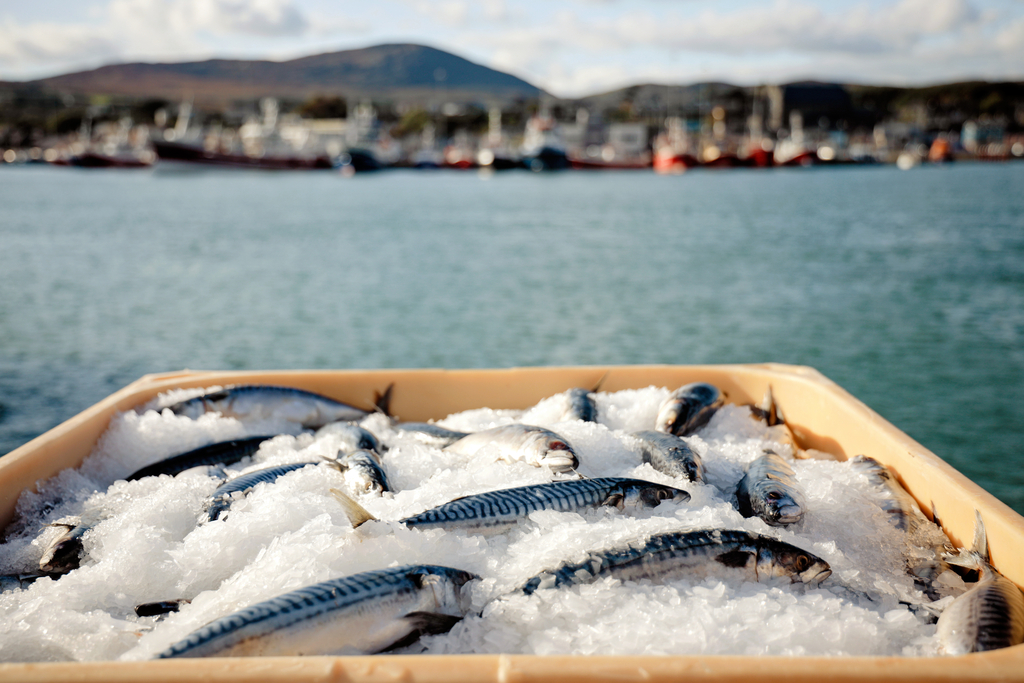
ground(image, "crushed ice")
xmin=0 ymin=387 xmax=959 ymax=661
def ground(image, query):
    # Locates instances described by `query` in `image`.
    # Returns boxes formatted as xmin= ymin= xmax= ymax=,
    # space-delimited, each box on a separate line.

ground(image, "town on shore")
xmin=3 ymin=73 xmax=1022 ymax=172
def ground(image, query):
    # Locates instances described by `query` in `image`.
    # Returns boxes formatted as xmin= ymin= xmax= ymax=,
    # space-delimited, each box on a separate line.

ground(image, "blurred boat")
xmin=336 ymin=148 xmax=384 ymax=174
xmin=153 ymin=140 xmax=333 ymax=170
xmin=50 ymin=151 xmax=154 ymax=169
xmin=569 ymin=156 xmax=650 ymax=170
xmin=653 ymin=148 xmax=701 ymax=174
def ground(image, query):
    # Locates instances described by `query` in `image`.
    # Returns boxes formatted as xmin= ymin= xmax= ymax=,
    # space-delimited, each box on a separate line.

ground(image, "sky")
xmin=1 ymin=0 xmax=1023 ymax=97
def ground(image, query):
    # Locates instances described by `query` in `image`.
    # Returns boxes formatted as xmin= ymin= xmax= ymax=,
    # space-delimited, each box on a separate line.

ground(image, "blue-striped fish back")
xmin=402 ymin=478 xmax=634 ymax=530
xmin=206 ymin=461 xmax=318 ymax=521
xmin=159 ymin=565 xmax=474 ymax=658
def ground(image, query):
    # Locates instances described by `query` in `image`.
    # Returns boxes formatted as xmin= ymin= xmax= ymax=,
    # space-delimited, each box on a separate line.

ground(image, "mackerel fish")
xmin=37 ymin=513 xmax=103 ymax=575
xmin=849 ymin=455 xmax=952 ymax=592
xmin=521 ymin=528 xmax=831 ymax=595
xmin=332 ymin=449 xmax=391 ymax=495
xmin=126 ymin=435 xmax=276 ymax=481
xmin=205 ymin=461 xmax=319 ymax=521
xmin=167 ymin=385 xmax=368 ymax=429
xmin=157 ymin=565 xmax=478 ymax=658
xmin=631 ymin=430 xmax=705 ymax=483
xmin=334 ymin=477 xmax=690 ymax=535
xmin=736 ymin=451 xmax=806 ymax=526
xmin=746 ymin=385 xmax=804 ymax=459
xmin=937 ymin=512 xmax=1024 ymax=654
xmin=849 ymin=455 xmax=932 ymax=534
xmin=315 ymin=421 xmax=384 ymax=455
xmin=552 ymin=388 xmax=599 ymax=423
xmin=655 ymin=382 xmax=725 ymax=436
xmin=443 ymin=424 xmax=579 ymax=473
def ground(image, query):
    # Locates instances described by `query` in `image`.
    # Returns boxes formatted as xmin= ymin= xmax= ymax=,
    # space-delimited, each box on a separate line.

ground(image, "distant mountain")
xmin=28 ymin=44 xmax=545 ymax=106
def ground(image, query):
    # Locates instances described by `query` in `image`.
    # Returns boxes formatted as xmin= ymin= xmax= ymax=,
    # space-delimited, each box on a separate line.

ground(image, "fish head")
xmin=410 ymin=567 xmax=479 ymax=615
xmin=538 ymin=439 xmax=579 ymax=473
xmin=39 ymin=536 xmax=84 ymax=575
xmin=683 ymin=383 xmax=724 ymax=408
xmin=613 ymin=482 xmax=691 ymax=509
xmin=655 ymin=384 xmax=725 ymax=435
xmin=761 ymin=486 xmax=804 ymax=525
xmin=678 ymin=452 xmax=705 ymax=483
xmin=758 ymin=543 xmax=831 ymax=584
xmin=654 ymin=401 xmax=683 ymax=434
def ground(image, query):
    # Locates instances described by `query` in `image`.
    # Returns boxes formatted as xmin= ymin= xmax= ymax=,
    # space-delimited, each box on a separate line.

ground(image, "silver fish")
xmin=334 ymin=478 xmax=689 ymax=534
xmin=551 ymin=388 xmax=599 ymax=423
xmin=655 ymin=383 xmax=725 ymax=436
xmin=443 ymin=424 xmax=579 ymax=473
xmin=736 ymin=451 xmax=806 ymax=526
xmin=850 ymin=455 xmax=953 ymax=596
xmin=937 ymin=512 xmax=1024 ymax=654
xmin=157 ymin=565 xmax=477 ymax=658
xmin=314 ymin=422 xmax=385 ymax=455
xmin=38 ymin=516 xmax=94 ymax=575
xmin=331 ymin=449 xmax=391 ymax=495
xmin=393 ymin=422 xmax=470 ymax=449
xmin=167 ymin=385 xmax=368 ymax=429
xmin=631 ymin=430 xmax=706 ymax=483
xmin=205 ymin=461 xmax=319 ymax=521
xmin=747 ymin=385 xmax=805 ymax=459
xmin=849 ymin=455 xmax=929 ymax=534
xmin=126 ymin=435 xmax=276 ymax=481
xmin=521 ymin=528 xmax=831 ymax=595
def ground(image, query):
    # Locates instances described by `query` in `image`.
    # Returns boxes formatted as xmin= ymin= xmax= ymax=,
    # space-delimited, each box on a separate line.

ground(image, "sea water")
xmin=0 ymin=386 xmax=962 ymax=661
xmin=1 ymin=163 xmax=1023 ymax=515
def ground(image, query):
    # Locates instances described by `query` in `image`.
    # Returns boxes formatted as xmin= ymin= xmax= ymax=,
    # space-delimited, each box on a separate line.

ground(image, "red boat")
xmin=153 ymin=141 xmax=333 ymax=170
xmin=653 ymin=149 xmax=701 ymax=174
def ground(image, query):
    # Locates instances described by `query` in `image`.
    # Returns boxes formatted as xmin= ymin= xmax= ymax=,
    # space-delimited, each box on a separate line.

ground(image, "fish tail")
xmin=971 ymin=509 xmax=989 ymax=561
xmin=373 ymin=383 xmax=394 ymax=417
xmin=320 ymin=455 xmax=344 ymax=471
xmin=944 ymin=510 xmax=988 ymax=571
xmin=330 ymin=488 xmax=377 ymax=528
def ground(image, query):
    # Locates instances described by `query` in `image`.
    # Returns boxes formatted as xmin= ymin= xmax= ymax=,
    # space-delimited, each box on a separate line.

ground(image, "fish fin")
xmin=376 ymin=612 xmax=464 ymax=652
xmin=404 ymin=611 xmax=464 ymax=635
xmin=942 ymin=511 xmax=989 ymax=572
xmin=373 ymin=383 xmax=394 ymax=417
xmin=747 ymin=405 xmax=770 ymax=423
xmin=603 ymin=493 xmax=625 ymax=510
xmin=320 ymin=455 xmax=345 ymax=472
xmin=971 ymin=510 xmax=988 ymax=561
xmin=330 ymin=488 xmax=377 ymax=528
xmin=591 ymin=371 xmax=610 ymax=393
xmin=760 ymin=384 xmax=782 ymax=426
xmin=715 ymin=549 xmax=753 ymax=568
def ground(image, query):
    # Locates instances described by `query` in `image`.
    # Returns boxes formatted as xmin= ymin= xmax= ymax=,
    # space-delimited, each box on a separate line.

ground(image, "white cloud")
xmin=0 ymin=0 xmax=1021 ymax=91
xmin=108 ymin=0 xmax=309 ymax=39
xmin=0 ymin=21 xmax=120 ymax=69
xmin=0 ymin=0 xmax=317 ymax=76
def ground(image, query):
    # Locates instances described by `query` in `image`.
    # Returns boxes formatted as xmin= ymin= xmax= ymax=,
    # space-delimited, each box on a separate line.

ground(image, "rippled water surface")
xmin=1 ymin=162 xmax=1022 ymax=512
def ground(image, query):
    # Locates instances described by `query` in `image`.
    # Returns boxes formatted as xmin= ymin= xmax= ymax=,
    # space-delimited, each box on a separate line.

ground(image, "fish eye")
xmin=795 ymin=555 xmax=809 ymax=571
xmin=767 ymin=491 xmax=782 ymax=500
xmin=548 ymin=441 xmax=570 ymax=451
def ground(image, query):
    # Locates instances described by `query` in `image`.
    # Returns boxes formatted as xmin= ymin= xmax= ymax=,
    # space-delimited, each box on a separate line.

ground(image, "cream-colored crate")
xmin=2 ymin=364 xmax=1022 ymax=682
